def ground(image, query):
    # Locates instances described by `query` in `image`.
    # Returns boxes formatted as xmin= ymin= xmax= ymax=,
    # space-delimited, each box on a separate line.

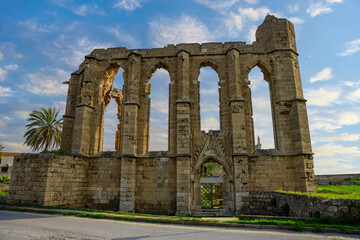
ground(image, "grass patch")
xmin=225 ymin=217 xmax=360 ymax=231
xmin=0 ymin=189 xmax=8 ymax=196
xmin=278 ymin=184 xmax=360 ymax=200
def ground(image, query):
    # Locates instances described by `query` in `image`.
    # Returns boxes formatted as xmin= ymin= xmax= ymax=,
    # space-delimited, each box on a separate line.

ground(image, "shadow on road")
xmin=111 ymin=231 xmax=204 ymax=240
xmin=0 ymin=210 xmax=57 ymax=221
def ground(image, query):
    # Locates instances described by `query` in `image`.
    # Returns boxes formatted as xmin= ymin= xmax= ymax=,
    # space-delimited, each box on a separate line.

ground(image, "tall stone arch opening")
xmin=197 ymin=62 xmax=221 ymax=132
xmin=244 ymin=61 xmax=276 ymax=152
xmin=137 ymin=62 xmax=173 ymax=153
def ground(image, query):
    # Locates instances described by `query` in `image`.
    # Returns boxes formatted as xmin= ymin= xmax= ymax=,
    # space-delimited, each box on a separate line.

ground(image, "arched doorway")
xmin=191 ymin=131 xmax=234 ymax=216
xmin=199 ymin=160 xmax=225 ymax=209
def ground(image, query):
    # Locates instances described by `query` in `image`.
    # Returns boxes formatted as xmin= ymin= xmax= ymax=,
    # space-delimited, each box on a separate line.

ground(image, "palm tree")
xmin=24 ymin=107 xmax=63 ymax=151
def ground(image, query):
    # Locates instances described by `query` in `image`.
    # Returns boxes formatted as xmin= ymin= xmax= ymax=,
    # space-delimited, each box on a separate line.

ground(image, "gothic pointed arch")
xmin=193 ymin=131 xmax=231 ymax=177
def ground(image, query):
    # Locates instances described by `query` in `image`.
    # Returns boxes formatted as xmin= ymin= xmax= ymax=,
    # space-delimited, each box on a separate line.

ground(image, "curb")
xmin=1 ymin=205 xmax=360 ymax=235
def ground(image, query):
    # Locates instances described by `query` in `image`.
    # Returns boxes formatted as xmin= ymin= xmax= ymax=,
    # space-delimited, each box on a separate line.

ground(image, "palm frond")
xmin=24 ymin=106 xmax=63 ymax=152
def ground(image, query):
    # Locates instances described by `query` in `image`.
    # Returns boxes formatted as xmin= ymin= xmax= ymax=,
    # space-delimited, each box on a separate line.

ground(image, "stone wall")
xmin=248 ymin=191 xmax=360 ymax=221
xmin=7 ymin=153 xmax=177 ymax=213
xmin=315 ymin=174 xmax=360 ymax=185
xmin=8 ymin=154 xmax=90 ymax=207
xmin=135 ymin=154 xmax=176 ymax=214
xmin=248 ymin=152 xmax=315 ymax=192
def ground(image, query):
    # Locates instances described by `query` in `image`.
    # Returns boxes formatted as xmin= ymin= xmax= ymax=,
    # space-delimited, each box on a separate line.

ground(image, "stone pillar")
xmin=175 ymin=50 xmax=191 ymax=215
xmin=176 ymin=156 xmax=191 ymax=215
xmin=233 ymin=156 xmax=249 ymax=214
xmin=114 ymin=91 xmax=123 ymax=152
xmin=119 ymin=157 xmax=136 ymax=212
xmin=227 ymin=49 xmax=250 ymax=214
xmin=71 ymin=67 xmax=96 ymax=155
xmin=256 ymin=15 xmax=312 ymax=155
xmin=227 ymin=49 xmax=247 ymax=154
xmin=120 ymin=52 xmax=141 ymax=155
xmin=119 ymin=52 xmax=141 ymax=211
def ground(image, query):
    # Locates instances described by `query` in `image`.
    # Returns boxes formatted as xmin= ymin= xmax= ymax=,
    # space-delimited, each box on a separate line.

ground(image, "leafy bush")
xmin=40 ymin=148 xmax=70 ymax=156
xmin=0 ymin=176 xmax=10 ymax=184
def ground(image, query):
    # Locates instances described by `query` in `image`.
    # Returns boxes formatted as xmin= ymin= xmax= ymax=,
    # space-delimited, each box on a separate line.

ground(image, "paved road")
xmin=0 ymin=211 xmax=358 ymax=240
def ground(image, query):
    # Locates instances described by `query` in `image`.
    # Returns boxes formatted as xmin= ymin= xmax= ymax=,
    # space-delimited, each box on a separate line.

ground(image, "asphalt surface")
xmin=0 ymin=211 xmax=359 ymax=240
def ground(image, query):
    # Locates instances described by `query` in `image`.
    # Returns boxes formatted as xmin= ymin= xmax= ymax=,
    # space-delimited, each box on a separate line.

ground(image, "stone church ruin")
xmin=8 ymin=15 xmax=315 ymax=216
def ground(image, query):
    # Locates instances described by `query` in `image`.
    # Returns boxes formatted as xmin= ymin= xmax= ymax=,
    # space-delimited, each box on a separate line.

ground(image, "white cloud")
xmin=1 ymin=141 xmax=31 ymax=152
xmin=0 ymin=119 xmax=4 ymax=127
xmin=244 ymin=0 xmax=258 ymax=4
xmin=14 ymin=110 xmax=30 ymax=119
xmin=0 ymin=85 xmax=14 ymax=97
xmin=306 ymin=2 xmax=332 ymax=17
xmin=149 ymin=15 xmax=214 ymax=47
xmin=305 ymin=87 xmax=340 ymax=106
xmin=224 ymin=7 xmax=270 ymax=37
xmin=287 ymin=3 xmax=299 ymax=13
xmin=104 ymin=26 xmax=140 ymax=48
xmin=0 ymin=64 xmax=18 ymax=81
xmin=289 ymin=17 xmax=305 ymax=25
xmin=306 ymin=0 xmax=342 ymax=18
xmin=202 ymin=117 xmax=220 ymax=132
xmin=326 ymin=0 xmax=342 ymax=3
xmin=4 ymin=64 xmax=18 ymax=71
xmin=313 ymin=133 xmax=360 ymax=143
xmin=314 ymin=157 xmax=358 ymax=175
xmin=18 ymin=19 xmax=54 ymax=33
xmin=309 ymin=67 xmax=333 ymax=83
xmin=20 ymin=68 xmax=68 ymax=95
xmin=151 ymin=100 xmax=168 ymax=114
xmin=46 ymin=36 xmax=113 ymax=67
xmin=113 ymin=0 xmax=144 ymax=11
xmin=338 ymin=112 xmax=360 ymax=125
xmin=0 ymin=52 xmax=3 ymax=61
xmin=0 ymin=68 xmax=6 ymax=81
xmin=309 ymin=110 xmax=360 ymax=132
xmin=338 ymin=38 xmax=360 ymax=57
xmin=344 ymin=80 xmax=360 ymax=87
xmin=149 ymin=129 xmax=168 ymax=151
xmin=0 ymin=43 xmax=24 ymax=60
xmin=193 ymin=0 xmax=239 ymax=10
xmin=347 ymin=88 xmax=360 ymax=102
xmin=315 ymin=144 xmax=360 ymax=157
xmin=247 ymin=25 xmax=257 ymax=43
xmin=72 ymin=3 xmax=105 ymax=16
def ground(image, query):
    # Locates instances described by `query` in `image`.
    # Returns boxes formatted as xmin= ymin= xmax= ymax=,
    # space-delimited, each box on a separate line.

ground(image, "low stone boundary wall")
xmin=248 ymin=191 xmax=360 ymax=221
xmin=315 ymin=174 xmax=360 ymax=185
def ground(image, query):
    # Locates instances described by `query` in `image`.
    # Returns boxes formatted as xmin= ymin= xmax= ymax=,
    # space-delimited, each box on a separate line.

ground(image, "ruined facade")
xmin=8 ymin=16 xmax=315 ymax=216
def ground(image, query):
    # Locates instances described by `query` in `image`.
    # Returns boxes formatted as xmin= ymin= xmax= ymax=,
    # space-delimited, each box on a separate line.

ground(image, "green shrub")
xmin=292 ymin=222 xmax=304 ymax=232
xmin=40 ymin=148 xmax=70 ymax=156
xmin=0 ymin=176 xmax=10 ymax=184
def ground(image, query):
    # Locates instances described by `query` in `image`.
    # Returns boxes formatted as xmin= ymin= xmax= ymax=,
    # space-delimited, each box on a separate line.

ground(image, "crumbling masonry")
xmin=8 ymin=15 xmax=315 ymax=216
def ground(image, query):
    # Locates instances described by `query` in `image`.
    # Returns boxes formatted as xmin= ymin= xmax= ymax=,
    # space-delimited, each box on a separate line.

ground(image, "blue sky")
xmin=0 ymin=0 xmax=359 ymax=175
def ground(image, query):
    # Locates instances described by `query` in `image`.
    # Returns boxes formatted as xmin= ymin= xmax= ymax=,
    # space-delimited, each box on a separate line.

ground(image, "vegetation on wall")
xmin=279 ymin=184 xmax=360 ymax=200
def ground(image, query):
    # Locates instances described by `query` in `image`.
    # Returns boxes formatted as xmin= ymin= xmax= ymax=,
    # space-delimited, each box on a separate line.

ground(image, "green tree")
xmin=0 ymin=144 xmax=3 ymax=162
xmin=24 ymin=107 xmax=63 ymax=151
